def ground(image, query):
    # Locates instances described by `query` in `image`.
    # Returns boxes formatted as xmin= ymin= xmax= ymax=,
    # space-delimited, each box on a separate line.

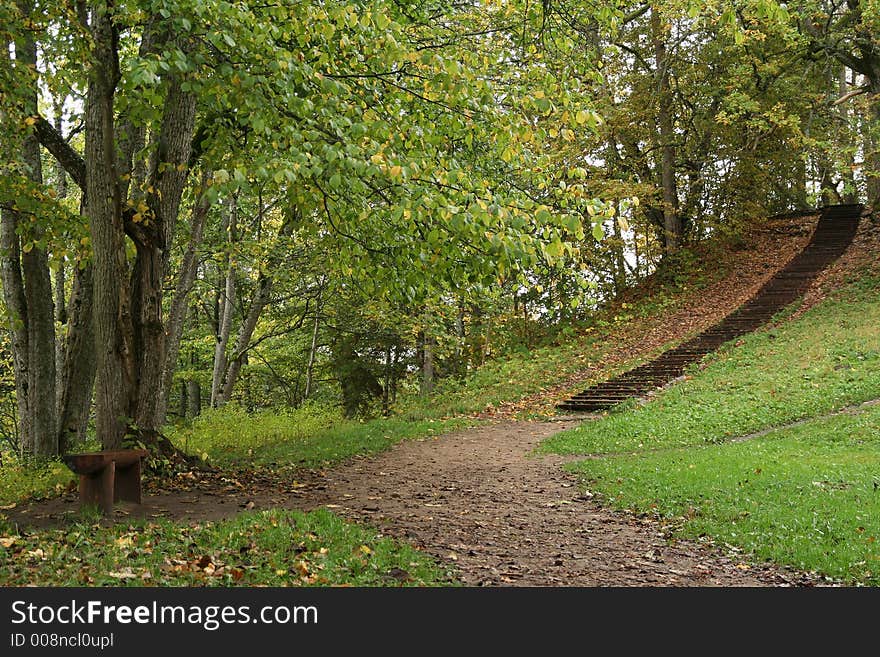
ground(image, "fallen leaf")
xmin=0 ymin=537 xmax=17 ymax=548
xmin=108 ymin=570 xmax=138 ymax=580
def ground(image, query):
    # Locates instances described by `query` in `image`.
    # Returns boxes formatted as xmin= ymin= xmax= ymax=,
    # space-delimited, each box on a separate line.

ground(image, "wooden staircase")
xmin=556 ymin=204 xmax=863 ymax=413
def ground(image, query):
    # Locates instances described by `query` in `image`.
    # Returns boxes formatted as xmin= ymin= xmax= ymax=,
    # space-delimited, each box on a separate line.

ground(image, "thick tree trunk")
xmin=22 ymin=244 xmax=56 ymax=457
xmin=131 ymin=76 xmax=197 ymax=432
xmin=85 ymin=7 xmax=131 ymax=450
xmin=0 ymin=207 xmax=31 ymax=453
xmin=186 ymin=380 xmax=201 ymax=418
xmin=651 ymin=6 xmax=681 ymax=255
xmin=177 ymin=381 xmax=187 ymax=419
xmin=2 ymin=1 xmax=57 ymax=457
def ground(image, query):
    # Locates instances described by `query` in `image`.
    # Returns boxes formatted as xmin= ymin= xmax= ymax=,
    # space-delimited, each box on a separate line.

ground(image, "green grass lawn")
xmin=542 ymin=273 xmax=880 ymax=584
xmin=566 ymin=403 xmax=880 ymax=584
xmin=0 ymin=507 xmax=454 ymax=586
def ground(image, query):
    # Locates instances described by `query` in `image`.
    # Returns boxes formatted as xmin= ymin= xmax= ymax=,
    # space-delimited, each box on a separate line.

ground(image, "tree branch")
xmin=33 ymin=116 xmax=86 ymax=190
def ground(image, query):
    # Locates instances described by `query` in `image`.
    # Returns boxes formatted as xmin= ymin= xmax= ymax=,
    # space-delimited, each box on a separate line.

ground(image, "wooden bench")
xmin=62 ymin=449 xmax=149 ymax=516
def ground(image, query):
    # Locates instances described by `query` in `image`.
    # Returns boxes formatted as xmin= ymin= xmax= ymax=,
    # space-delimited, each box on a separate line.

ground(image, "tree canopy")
xmin=1 ymin=0 xmax=877 ymax=458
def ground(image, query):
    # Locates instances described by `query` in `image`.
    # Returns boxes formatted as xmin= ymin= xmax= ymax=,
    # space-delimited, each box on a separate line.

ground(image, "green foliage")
xmin=0 ymin=508 xmax=454 ymax=586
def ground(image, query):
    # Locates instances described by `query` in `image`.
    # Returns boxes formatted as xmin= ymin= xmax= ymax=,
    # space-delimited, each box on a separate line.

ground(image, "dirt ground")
xmin=6 ymin=419 xmax=828 ymax=587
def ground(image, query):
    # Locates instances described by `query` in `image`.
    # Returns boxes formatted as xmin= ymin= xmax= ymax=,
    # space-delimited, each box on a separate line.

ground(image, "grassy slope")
xmin=543 ymin=272 xmax=880 ymax=584
xmin=567 ymin=404 xmax=880 ymax=584
xmin=542 ymin=274 xmax=880 ymax=455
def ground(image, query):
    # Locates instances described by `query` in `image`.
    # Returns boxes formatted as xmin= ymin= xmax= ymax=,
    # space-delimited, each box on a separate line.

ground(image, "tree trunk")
xmin=211 ymin=196 xmax=237 ymax=407
xmin=651 ymin=6 xmax=681 ymax=255
xmin=611 ymin=209 xmax=627 ymax=295
xmin=420 ymin=316 xmax=434 ymax=396
xmin=0 ymin=204 xmax=31 ymax=455
xmin=1 ymin=1 xmax=57 ymax=458
xmin=304 ymin=286 xmax=322 ymax=400
xmin=53 ymin=108 xmax=68 ymax=418
xmin=56 ymin=263 xmax=96 ymax=453
xmin=177 ymin=380 xmax=187 ymax=419
xmin=85 ymin=6 xmax=132 ymax=450
xmin=130 ymin=75 xmax=197 ymax=432
xmin=155 ymin=170 xmax=210 ymax=425
xmin=867 ymin=84 xmax=880 ymax=208
xmin=218 ymin=273 xmax=273 ymax=404
xmin=186 ymin=379 xmax=201 ymax=418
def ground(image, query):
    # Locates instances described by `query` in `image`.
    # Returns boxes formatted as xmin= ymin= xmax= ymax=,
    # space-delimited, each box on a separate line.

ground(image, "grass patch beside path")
xmin=543 ymin=275 xmax=880 ymax=455
xmin=168 ymin=404 xmax=477 ymax=469
xmin=566 ymin=404 xmax=880 ymax=585
xmin=0 ymin=461 xmax=74 ymax=508
xmin=0 ymin=507 xmax=454 ymax=586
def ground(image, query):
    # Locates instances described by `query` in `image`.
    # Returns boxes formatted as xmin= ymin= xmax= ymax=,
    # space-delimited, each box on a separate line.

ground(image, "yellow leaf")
xmin=370 ymin=153 xmax=384 ymax=164
xmin=389 ymin=165 xmax=402 ymax=177
xmin=359 ymin=545 xmax=372 ymax=555
xmin=275 ymin=569 xmax=287 ymax=576
xmin=0 ymin=536 xmax=17 ymax=548
xmin=24 ymin=116 xmax=37 ymax=126
xmin=575 ymin=109 xmax=589 ymax=125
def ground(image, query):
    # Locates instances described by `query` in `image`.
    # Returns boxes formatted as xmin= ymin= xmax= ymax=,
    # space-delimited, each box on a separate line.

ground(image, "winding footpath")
xmin=294 ymin=420 xmax=821 ymax=586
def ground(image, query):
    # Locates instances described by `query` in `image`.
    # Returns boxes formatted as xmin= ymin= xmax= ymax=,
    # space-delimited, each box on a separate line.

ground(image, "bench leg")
xmin=79 ymin=462 xmax=115 ymax=515
xmin=115 ymin=458 xmax=142 ymax=504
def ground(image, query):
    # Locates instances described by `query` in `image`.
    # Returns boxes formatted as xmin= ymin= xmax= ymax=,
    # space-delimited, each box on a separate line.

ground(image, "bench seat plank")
xmin=63 ymin=449 xmax=149 ymax=475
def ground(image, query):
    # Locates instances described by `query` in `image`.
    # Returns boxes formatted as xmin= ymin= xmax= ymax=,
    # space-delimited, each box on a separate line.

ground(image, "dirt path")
xmin=7 ymin=419 xmax=825 ymax=586
xmin=290 ymin=419 xmax=821 ymax=586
